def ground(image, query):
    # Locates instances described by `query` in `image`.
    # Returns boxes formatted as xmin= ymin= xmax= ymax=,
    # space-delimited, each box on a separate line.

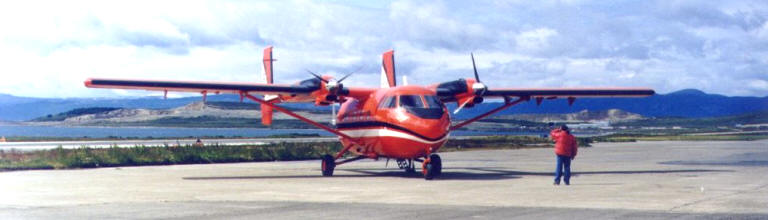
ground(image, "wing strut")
xmin=243 ymin=94 xmax=361 ymax=160
xmin=450 ymin=97 xmax=529 ymax=131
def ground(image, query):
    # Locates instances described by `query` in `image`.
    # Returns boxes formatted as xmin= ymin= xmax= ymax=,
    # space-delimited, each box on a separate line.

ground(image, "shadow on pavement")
xmin=183 ymin=167 xmax=729 ymax=181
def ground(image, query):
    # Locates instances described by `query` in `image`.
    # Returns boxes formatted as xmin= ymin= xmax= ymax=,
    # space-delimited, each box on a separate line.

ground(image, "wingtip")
xmin=84 ymin=78 xmax=93 ymax=87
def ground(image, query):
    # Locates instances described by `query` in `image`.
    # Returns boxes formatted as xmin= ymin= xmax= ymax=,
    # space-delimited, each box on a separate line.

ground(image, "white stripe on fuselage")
xmin=340 ymin=128 xmax=449 ymax=144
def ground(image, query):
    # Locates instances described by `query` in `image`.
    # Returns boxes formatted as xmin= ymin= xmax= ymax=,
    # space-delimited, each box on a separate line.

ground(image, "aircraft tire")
xmin=424 ymin=163 xmax=434 ymax=180
xmin=321 ymin=154 xmax=335 ymax=176
xmin=430 ymin=154 xmax=442 ymax=176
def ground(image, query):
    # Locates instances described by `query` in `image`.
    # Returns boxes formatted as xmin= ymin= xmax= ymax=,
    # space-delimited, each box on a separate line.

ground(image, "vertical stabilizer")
xmin=261 ymin=46 xmax=274 ymax=126
xmin=380 ymin=50 xmax=396 ymax=88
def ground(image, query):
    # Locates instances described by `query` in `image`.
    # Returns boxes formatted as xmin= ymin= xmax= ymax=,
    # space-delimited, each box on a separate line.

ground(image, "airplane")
xmin=84 ymin=46 xmax=654 ymax=180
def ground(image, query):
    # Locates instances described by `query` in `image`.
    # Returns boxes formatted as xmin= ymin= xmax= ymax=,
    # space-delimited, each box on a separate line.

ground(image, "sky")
xmin=0 ymin=0 xmax=766 ymax=98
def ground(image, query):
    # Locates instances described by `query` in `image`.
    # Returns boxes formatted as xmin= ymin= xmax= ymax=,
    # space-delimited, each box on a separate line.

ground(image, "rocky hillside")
xmin=28 ymin=101 xmax=332 ymax=126
xmin=492 ymin=109 xmax=644 ymax=123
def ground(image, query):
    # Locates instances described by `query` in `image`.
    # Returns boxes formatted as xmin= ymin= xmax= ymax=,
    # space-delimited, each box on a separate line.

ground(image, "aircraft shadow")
xmin=182 ymin=167 xmax=729 ymax=181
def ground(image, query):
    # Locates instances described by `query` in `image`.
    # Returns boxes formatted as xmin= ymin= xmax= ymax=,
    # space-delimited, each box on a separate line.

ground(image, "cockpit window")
xmin=424 ymin=96 xmax=443 ymax=109
xmin=378 ymin=96 xmax=396 ymax=109
xmin=399 ymin=95 xmax=425 ymax=108
xmin=397 ymin=95 xmax=444 ymax=119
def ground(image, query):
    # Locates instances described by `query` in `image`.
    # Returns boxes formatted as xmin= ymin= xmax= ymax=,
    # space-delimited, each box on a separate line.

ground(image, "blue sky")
xmin=0 ymin=0 xmax=766 ymax=98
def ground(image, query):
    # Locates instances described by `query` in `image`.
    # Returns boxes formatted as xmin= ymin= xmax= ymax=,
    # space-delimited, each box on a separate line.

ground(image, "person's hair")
xmin=560 ymin=125 xmax=570 ymax=133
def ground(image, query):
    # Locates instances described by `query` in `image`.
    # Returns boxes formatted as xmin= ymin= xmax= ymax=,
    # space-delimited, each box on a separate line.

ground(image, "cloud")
xmin=0 ymin=0 xmax=766 ymax=98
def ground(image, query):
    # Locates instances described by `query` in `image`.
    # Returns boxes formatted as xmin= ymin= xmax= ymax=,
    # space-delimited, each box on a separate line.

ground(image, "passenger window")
xmin=378 ymin=96 xmax=396 ymax=109
xmin=424 ymin=96 xmax=443 ymax=109
xmin=399 ymin=95 xmax=425 ymax=108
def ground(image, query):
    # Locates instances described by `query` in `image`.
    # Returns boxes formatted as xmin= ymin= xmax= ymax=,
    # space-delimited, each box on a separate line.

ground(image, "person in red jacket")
xmin=550 ymin=125 xmax=578 ymax=185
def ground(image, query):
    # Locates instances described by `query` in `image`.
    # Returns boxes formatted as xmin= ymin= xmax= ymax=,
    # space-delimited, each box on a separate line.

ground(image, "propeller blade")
xmin=471 ymin=53 xmax=480 ymax=83
xmin=337 ymin=64 xmax=365 ymax=83
xmin=337 ymin=72 xmax=353 ymax=83
xmin=306 ymin=70 xmax=328 ymax=83
xmin=453 ymin=98 xmax=473 ymax=114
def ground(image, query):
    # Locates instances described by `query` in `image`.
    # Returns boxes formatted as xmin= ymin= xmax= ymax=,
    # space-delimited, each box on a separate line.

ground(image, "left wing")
xmin=483 ymin=87 xmax=655 ymax=98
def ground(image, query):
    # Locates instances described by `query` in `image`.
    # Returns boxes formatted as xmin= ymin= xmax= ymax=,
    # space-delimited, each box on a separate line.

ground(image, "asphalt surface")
xmin=1 ymin=140 xmax=767 ymax=219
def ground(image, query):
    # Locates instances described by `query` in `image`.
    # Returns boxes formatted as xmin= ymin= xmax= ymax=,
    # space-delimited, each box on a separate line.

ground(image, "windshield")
xmin=424 ymin=95 xmax=443 ymax=109
xmin=399 ymin=95 xmax=425 ymax=108
xmin=378 ymin=96 xmax=396 ymax=109
xmin=397 ymin=95 xmax=444 ymax=119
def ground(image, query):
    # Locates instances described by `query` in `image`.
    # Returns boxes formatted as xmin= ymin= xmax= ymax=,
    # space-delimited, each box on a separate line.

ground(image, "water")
xmin=0 ymin=125 xmax=332 ymax=138
xmin=0 ymin=125 xmax=542 ymax=138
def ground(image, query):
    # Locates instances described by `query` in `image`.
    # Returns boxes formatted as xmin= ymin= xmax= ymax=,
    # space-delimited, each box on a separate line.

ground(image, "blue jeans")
xmin=554 ymin=155 xmax=572 ymax=184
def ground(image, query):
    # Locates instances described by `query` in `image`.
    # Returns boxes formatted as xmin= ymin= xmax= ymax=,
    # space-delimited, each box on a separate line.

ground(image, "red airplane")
xmin=85 ymin=46 xmax=654 ymax=180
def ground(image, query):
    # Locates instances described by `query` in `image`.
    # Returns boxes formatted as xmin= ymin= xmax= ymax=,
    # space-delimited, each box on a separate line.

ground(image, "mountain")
xmin=451 ymin=89 xmax=768 ymax=119
xmin=0 ymin=89 xmax=766 ymax=121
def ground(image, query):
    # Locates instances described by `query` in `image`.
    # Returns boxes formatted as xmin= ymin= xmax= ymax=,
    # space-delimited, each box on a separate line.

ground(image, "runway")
xmin=1 ymin=140 xmax=766 ymax=219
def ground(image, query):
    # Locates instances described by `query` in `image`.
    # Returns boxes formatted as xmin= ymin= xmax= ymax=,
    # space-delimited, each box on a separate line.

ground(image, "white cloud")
xmin=0 ymin=0 xmax=766 ymax=98
xmin=515 ymin=28 xmax=558 ymax=53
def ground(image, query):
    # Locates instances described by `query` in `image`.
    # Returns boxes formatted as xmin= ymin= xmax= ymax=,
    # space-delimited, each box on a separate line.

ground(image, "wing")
xmin=483 ymin=87 xmax=655 ymax=98
xmin=434 ymin=78 xmax=656 ymax=130
xmin=84 ymin=78 xmax=320 ymax=96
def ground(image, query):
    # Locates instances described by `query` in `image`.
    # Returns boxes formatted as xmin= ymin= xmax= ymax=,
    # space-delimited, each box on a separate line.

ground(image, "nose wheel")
xmin=422 ymin=154 xmax=442 ymax=180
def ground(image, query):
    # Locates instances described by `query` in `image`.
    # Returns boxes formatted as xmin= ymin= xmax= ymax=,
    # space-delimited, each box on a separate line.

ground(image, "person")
xmin=550 ymin=125 xmax=578 ymax=185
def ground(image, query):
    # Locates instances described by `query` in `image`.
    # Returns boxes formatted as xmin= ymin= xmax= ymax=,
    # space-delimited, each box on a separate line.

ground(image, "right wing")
xmin=84 ymin=78 xmax=321 ymax=96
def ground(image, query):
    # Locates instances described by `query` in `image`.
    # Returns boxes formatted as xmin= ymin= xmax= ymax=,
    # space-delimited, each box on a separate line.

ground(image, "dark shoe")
xmin=553 ymin=182 xmax=560 ymax=186
xmin=565 ymin=182 xmax=570 ymax=185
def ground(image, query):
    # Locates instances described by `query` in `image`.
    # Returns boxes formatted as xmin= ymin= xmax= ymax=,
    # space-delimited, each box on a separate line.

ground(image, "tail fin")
xmin=380 ymin=50 xmax=396 ymax=88
xmin=261 ymin=46 xmax=274 ymax=126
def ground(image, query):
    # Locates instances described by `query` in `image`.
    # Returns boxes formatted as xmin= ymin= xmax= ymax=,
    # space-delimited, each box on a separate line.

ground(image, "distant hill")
xmin=0 ymin=94 xmax=324 ymax=121
xmin=25 ymin=101 xmax=332 ymax=128
xmin=31 ymin=107 xmax=122 ymax=122
xmin=1 ymin=89 xmax=766 ymax=121
xmin=451 ymin=89 xmax=768 ymax=119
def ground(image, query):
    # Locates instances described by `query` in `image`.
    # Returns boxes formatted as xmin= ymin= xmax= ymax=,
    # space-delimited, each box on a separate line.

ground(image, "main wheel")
xmin=321 ymin=154 xmax=335 ymax=176
xmin=430 ymin=154 xmax=442 ymax=176
xmin=423 ymin=163 xmax=434 ymax=180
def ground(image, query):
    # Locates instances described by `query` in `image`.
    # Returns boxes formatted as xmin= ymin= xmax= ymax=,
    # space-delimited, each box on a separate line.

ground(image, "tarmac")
xmin=1 ymin=140 xmax=766 ymax=219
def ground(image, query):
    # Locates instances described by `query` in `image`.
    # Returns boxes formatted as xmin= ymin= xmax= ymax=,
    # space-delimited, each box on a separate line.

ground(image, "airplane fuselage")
xmin=336 ymin=85 xmax=450 ymax=159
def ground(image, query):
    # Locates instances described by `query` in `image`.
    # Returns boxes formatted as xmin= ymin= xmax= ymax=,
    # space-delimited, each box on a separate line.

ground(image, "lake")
xmin=0 ymin=125 xmax=547 ymax=138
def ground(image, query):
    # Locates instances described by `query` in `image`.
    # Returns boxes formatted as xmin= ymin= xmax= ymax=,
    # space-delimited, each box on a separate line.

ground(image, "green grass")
xmin=0 ymin=142 xmax=342 ymax=171
xmin=0 ymin=135 xmax=563 ymax=171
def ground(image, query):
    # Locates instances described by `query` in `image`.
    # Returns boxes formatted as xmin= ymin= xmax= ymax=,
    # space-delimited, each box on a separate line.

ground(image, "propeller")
xmin=453 ymin=53 xmax=488 ymax=114
xmin=306 ymin=69 xmax=350 ymax=93
xmin=470 ymin=53 xmax=487 ymax=96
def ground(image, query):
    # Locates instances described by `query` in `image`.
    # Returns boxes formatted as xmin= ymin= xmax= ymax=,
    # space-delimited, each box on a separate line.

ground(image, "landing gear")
xmin=397 ymin=159 xmax=416 ymax=173
xmin=422 ymin=154 xmax=442 ymax=180
xmin=321 ymin=154 xmax=335 ymax=176
xmin=431 ymin=154 xmax=442 ymax=176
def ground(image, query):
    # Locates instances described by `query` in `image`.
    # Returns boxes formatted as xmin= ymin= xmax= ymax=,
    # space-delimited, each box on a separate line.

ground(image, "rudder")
xmin=381 ymin=50 xmax=396 ymax=88
xmin=261 ymin=46 xmax=275 ymax=126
